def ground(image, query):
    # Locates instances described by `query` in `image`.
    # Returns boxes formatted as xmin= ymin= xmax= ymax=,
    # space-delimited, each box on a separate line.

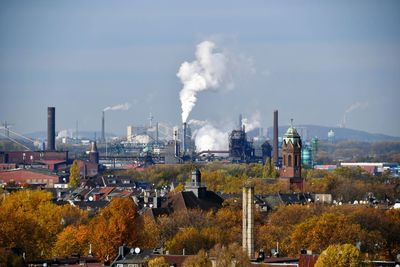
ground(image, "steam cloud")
xmin=191 ymin=114 xmax=261 ymax=151
xmin=103 ymin=102 xmax=131 ymax=112
xmin=242 ymin=112 xmax=261 ymax=132
xmin=192 ymin=122 xmax=229 ymax=151
xmin=177 ymin=41 xmax=229 ymax=123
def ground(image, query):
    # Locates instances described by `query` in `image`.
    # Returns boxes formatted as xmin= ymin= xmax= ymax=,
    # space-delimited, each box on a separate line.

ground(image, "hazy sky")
xmin=1 ymin=1 xmax=399 ymax=137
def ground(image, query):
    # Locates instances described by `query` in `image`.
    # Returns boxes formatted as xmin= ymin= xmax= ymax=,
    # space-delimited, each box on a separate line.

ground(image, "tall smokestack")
xmin=273 ymin=110 xmax=278 ymax=166
xmin=239 ymin=114 xmax=243 ymax=129
xmin=182 ymin=122 xmax=187 ymax=154
xmin=101 ymin=111 xmax=105 ymax=143
xmin=242 ymin=184 xmax=254 ymax=259
xmin=47 ymin=107 xmax=55 ymax=151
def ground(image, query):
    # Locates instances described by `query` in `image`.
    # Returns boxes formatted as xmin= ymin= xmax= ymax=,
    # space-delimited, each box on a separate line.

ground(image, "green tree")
xmin=68 ymin=160 xmax=81 ymax=188
xmin=315 ymin=244 xmax=361 ymax=267
xmin=262 ymin=158 xmax=272 ymax=178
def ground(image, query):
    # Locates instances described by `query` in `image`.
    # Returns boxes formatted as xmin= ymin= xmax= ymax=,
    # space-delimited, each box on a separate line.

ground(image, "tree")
xmin=210 ymin=243 xmax=250 ymax=267
xmin=148 ymin=256 xmax=169 ymax=267
xmin=289 ymin=213 xmax=367 ymax=255
xmin=315 ymin=244 xmax=361 ymax=267
xmin=0 ymin=190 xmax=68 ymax=260
xmin=53 ymin=225 xmax=89 ymax=257
xmin=166 ymin=227 xmax=219 ymax=255
xmin=183 ymin=249 xmax=211 ymax=267
xmin=89 ymin=198 xmax=141 ymax=261
xmin=262 ymin=158 xmax=272 ymax=178
xmin=69 ymin=160 xmax=81 ymax=188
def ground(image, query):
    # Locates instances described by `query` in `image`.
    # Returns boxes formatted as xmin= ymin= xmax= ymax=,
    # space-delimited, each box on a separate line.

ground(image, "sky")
xmin=0 ymin=0 xmax=399 ymax=137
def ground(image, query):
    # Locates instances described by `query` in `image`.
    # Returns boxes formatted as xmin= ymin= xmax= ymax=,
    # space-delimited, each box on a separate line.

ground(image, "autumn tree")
xmin=53 ymin=225 xmax=90 ymax=257
xmin=288 ymin=213 xmax=368 ymax=255
xmin=256 ymin=204 xmax=325 ymax=256
xmin=89 ymin=198 xmax=141 ymax=261
xmin=69 ymin=160 xmax=81 ymax=188
xmin=148 ymin=256 xmax=169 ymax=267
xmin=183 ymin=249 xmax=211 ymax=267
xmin=315 ymin=244 xmax=361 ymax=267
xmin=166 ymin=227 xmax=219 ymax=255
xmin=210 ymin=243 xmax=250 ymax=267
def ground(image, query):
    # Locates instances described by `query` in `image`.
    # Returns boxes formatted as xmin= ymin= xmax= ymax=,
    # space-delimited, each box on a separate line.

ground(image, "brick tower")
xmin=281 ymin=119 xmax=303 ymax=190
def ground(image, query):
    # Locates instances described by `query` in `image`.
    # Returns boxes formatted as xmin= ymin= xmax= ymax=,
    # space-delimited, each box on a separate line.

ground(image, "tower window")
xmin=295 ymin=155 xmax=298 ymax=167
xmin=288 ymin=155 xmax=292 ymax=167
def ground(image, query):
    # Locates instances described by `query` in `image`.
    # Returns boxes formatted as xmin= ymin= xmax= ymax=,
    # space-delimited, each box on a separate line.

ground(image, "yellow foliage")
xmin=53 ymin=225 xmax=89 ymax=257
xmin=148 ymin=256 xmax=169 ymax=267
xmin=89 ymin=198 xmax=141 ymax=261
xmin=315 ymin=244 xmax=361 ymax=267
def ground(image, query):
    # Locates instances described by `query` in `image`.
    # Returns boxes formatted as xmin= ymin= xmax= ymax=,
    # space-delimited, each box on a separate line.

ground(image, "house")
xmin=0 ymin=168 xmax=60 ymax=187
xmin=146 ymin=169 xmax=223 ymax=217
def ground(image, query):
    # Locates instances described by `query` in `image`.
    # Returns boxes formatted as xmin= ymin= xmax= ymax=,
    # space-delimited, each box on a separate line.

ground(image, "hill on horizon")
xmin=258 ymin=125 xmax=400 ymax=142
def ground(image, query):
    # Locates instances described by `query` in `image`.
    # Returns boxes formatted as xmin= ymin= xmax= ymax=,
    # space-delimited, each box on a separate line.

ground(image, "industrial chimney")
xmin=47 ymin=107 xmax=55 ymax=151
xmin=273 ymin=110 xmax=279 ymax=166
xmin=101 ymin=111 xmax=105 ymax=143
xmin=243 ymin=184 xmax=254 ymax=259
xmin=182 ymin=122 xmax=187 ymax=154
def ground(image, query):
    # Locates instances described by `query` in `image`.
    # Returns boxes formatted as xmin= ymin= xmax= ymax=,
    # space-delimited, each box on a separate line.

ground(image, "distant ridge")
xmin=258 ymin=125 xmax=400 ymax=142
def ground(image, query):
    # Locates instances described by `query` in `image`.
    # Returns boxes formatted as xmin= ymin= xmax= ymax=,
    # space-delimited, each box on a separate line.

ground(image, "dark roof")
xmin=162 ymin=190 xmax=223 ymax=213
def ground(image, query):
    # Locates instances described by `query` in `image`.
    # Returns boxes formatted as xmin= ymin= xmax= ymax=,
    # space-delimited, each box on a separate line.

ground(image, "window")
xmin=283 ymin=155 xmax=286 ymax=165
xmin=294 ymin=155 xmax=298 ymax=167
xmin=288 ymin=155 xmax=292 ymax=167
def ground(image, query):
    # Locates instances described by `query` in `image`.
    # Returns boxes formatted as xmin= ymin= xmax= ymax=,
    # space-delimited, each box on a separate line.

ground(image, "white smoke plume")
xmin=345 ymin=101 xmax=369 ymax=113
xmin=242 ymin=112 xmax=261 ymax=132
xmin=177 ymin=41 xmax=229 ymax=123
xmin=191 ymin=114 xmax=261 ymax=152
xmin=192 ymin=123 xmax=229 ymax=152
xmin=103 ymin=102 xmax=131 ymax=112
xmin=341 ymin=101 xmax=369 ymax=128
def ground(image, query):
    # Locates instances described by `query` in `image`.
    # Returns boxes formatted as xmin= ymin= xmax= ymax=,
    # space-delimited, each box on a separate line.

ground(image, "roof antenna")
xmin=290 ymin=118 xmax=294 ymax=127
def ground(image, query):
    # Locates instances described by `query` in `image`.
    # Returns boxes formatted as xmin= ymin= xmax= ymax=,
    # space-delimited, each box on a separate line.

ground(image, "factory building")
xmin=229 ymin=125 xmax=254 ymax=163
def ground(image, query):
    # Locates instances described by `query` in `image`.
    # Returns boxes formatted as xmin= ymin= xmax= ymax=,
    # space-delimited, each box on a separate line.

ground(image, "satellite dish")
xmin=134 ymin=247 xmax=141 ymax=254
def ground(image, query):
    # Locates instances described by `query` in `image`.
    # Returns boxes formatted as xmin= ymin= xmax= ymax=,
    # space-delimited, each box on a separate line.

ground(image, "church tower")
xmin=281 ymin=120 xmax=303 ymax=190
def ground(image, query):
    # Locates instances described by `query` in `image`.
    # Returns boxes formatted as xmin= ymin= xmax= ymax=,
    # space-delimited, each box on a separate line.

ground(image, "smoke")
xmin=345 ymin=101 xmax=368 ymax=113
xmin=192 ymin=123 xmax=228 ymax=151
xmin=56 ymin=129 xmax=73 ymax=139
xmin=177 ymin=41 xmax=229 ymax=123
xmin=341 ymin=101 xmax=369 ymax=127
xmin=242 ymin=112 xmax=261 ymax=132
xmin=191 ymin=114 xmax=261 ymax=151
xmin=103 ymin=102 xmax=131 ymax=112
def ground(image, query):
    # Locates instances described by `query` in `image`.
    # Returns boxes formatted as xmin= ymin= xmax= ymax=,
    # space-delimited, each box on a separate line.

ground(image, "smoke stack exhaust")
xmin=182 ymin=122 xmax=187 ymax=154
xmin=47 ymin=107 xmax=55 ymax=151
xmin=273 ymin=110 xmax=278 ymax=166
xmin=101 ymin=111 xmax=105 ymax=143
